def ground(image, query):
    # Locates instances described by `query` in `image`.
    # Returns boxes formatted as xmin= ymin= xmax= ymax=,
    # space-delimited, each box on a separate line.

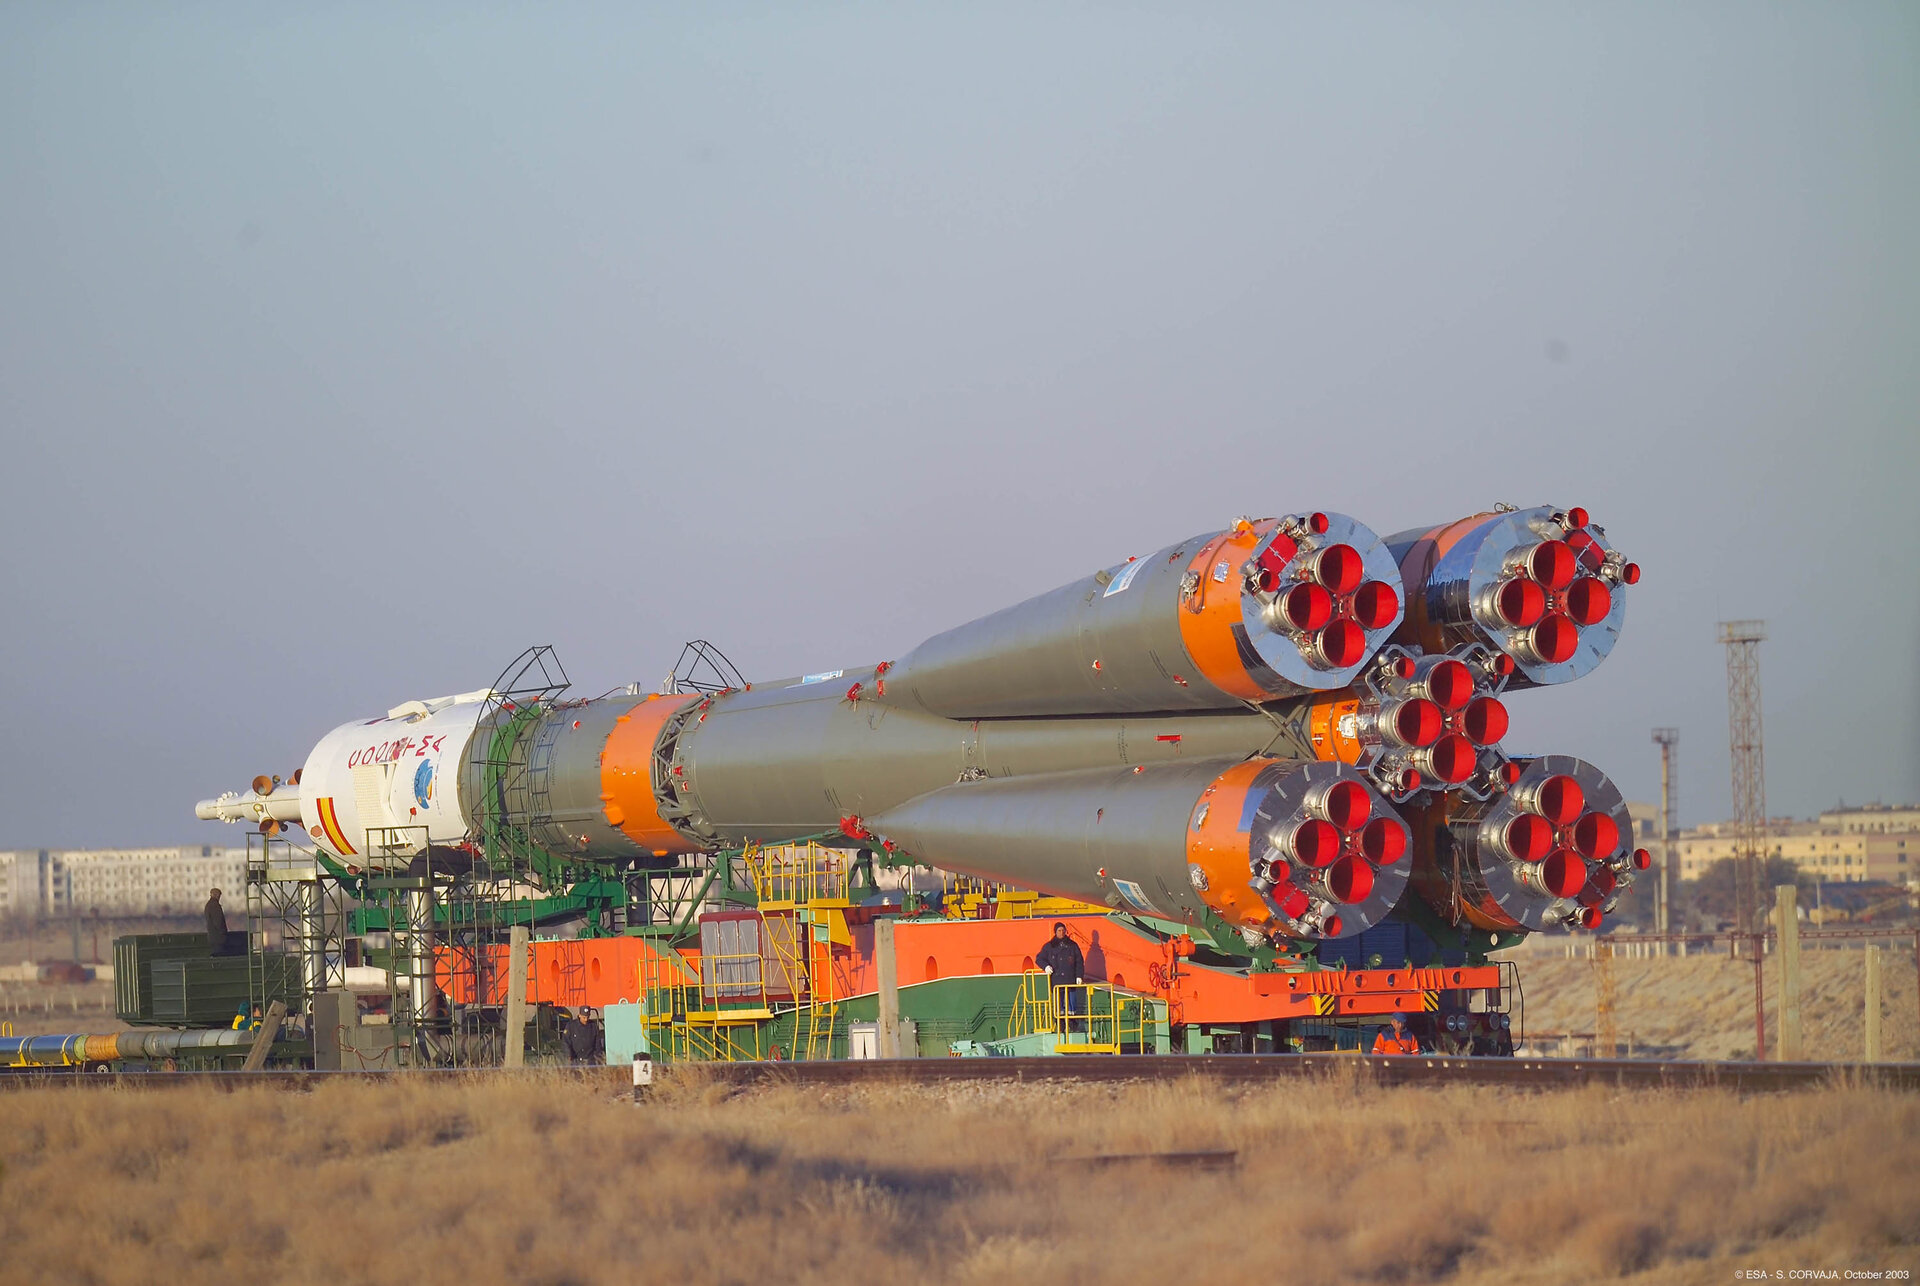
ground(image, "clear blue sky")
xmin=2 ymin=4 xmax=1915 ymax=846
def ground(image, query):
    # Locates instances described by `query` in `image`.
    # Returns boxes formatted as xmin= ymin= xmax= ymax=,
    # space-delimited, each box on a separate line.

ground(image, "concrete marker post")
xmin=505 ymin=924 xmax=530 ymax=1069
xmin=1776 ymin=884 xmax=1801 ymax=1061
xmin=1864 ymin=944 xmax=1883 ymax=1065
xmin=632 ymin=1052 xmax=653 ymax=1102
xmin=876 ymin=916 xmax=902 ymax=1059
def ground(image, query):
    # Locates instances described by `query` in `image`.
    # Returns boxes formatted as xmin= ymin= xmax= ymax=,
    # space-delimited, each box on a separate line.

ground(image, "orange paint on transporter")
xmin=430 ymin=914 xmax=1504 ymax=1029
xmin=435 ymin=936 xmax=694 ymax=1010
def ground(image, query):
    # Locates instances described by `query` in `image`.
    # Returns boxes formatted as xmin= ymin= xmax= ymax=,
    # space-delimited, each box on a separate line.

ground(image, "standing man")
xmin=205 ymin=888 xmax=235 ymax=956
xmin=1035 ymin=922 xmax=1085 ymax=1032
xmin=1035 ymin=922 xmax=1085 ymax=985
xmin=1371 ymin=1010 xmax=1421 ymax=1056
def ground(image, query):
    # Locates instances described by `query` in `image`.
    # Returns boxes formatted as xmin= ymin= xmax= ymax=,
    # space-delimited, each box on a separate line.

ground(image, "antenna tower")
xmin=1653 ymin=727 xmax=1679 ymax=952
xmin=1718 ymin=620 xmax=1768 ymax=1060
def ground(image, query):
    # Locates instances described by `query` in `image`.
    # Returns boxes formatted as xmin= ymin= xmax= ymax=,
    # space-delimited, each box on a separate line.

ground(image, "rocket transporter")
xmin=199 ymin=503 xmax=1648 ymax=955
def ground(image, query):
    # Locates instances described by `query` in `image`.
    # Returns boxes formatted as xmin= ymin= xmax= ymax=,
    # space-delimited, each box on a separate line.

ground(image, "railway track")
xmin=4 ymin=1053 xmax=1916 ymax=1092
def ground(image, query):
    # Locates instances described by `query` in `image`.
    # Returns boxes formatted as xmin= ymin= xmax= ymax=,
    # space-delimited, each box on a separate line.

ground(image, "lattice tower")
xmin=1718 ymin=619 xmax=1768 ymax=1059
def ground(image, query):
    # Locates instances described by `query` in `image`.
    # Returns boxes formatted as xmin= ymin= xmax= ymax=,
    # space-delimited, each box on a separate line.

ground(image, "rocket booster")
xmin=198 ymin=505 xmax=1643 ymax=942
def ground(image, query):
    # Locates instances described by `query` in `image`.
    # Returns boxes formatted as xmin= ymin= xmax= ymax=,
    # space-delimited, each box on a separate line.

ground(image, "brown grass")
xmin=1 ymin=1071 xmax=1915 ymax=1285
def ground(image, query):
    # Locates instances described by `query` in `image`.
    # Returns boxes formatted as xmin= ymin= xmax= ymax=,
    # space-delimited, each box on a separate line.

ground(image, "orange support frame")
xmin=432 ymin=916 xmax=1503 ymax=1027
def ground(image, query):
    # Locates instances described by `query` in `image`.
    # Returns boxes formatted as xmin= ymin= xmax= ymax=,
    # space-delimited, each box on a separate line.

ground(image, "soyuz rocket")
xmin=198 ymin=504 xmax=1648 ymax=947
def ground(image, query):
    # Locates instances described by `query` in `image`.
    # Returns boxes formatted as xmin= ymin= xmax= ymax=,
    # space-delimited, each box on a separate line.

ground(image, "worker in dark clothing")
xmin=560 ymin=1007 xmax=601 ymax=1064
xmin=205 ymin=888 xmax=235 ymax=956
xmin=1035 ymin=922 xmax=1086 ymax=1033
xmin=1035 ymin=922 xmax=1084 ymax=983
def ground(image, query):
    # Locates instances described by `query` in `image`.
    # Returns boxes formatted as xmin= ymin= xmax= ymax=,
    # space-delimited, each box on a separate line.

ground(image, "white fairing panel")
xmin=298 ymin=696 xmax=489 ymax=859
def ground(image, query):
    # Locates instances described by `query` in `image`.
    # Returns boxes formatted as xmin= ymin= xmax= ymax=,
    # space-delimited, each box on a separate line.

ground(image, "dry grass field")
xmin=1 ymin=1070 xmax=1914 ymax=1286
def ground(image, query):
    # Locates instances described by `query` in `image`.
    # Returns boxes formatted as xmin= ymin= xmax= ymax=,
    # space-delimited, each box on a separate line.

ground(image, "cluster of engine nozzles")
xmin=1251 ymin=776 xmax=1410 ymax=939
xmin=1473 ymin=508 xmax=1640 ymax=669
xmin=1204 ymin=503 xmax=1643 ymax=942
xmin=1361 ymin=651 xmax=1511 ymax=797
xmin=1249 ymin=513 xmax=1404 ymax=671
xmin=1468 ymin=763 xmax=1652 ymax=931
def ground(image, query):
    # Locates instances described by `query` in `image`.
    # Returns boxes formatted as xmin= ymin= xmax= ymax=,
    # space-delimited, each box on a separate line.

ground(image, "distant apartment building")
xmin=1675 ymin=803 xmax=1918 ymax=886
xmin=0 ymin=847 xmax=246 ymax=915
xmin=1820 ymin=803 xmax=1920 ymax=835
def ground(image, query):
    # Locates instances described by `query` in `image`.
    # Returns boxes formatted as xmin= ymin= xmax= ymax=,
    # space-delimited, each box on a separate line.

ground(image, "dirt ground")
xmin=0 ymin=915 xmax=192 ymax=1038
xmin=0 ymin=913 xmax=195 ymax=966
xmin=0 ymin=1071 xmax=1913 ymax=1285
xmin=1516 ymin=946 xmax=1920 ymax=1062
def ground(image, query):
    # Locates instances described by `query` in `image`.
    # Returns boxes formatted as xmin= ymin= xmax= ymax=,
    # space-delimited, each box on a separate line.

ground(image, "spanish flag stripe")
xmin=316 ymin=796 xmax=356 ymax=856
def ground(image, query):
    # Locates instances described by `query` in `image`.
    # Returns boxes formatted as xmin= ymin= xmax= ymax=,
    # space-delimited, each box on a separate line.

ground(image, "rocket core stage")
xmin=197 ymin=504 xmax=1647 ymax=946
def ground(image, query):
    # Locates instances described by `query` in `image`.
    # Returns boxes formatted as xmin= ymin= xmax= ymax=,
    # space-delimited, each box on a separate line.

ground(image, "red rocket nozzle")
xmin=1359 ymin=816 xmax=1408 ymax=865
xmin=1322 ymin=780 xmax=1372 ymax=831
xmin=1622 ymin=562 xmax=1641 ymax=585
xmin=1527 ymin=614 xmax=1579 ymax=664
xmin=1391 ymin=698 xmax=1444 ymax=748
xmin=1282 ymin=583 xmax=1334 ymax=632
xmin=1578 ymin=906 xmax=1604 ymax=930
xmin=1311 ymin=544 xmax=1364 ymax=596
xmin=1500 ymin=760 xmax=1524 ymax=786
xmin=1564 ymin=577 xmax=1612 ymax=626
xmin=1541 ymin=849 xmax=1589 ymax=898
xmin=1461 ymin=696 xmax=1509 ymax=746
xmin=1426 ymin=659 xmax=1474 ymax=711
xmin=1400 ymin=767 xmax=1424 ymax=793
xmin=1573 ymin=811 xmax=1620 ymax=860
xmin=1321 ymin=913 xmax=1345 ymax=936
xmin=1351 ymin=580 xmax=1399 ymax=630
xmin=1631 ymin=847 xmax=1653 ymax=871
xmin=1427 ymin=733 xmax=1476 ymax=784
xmin=1567 ymin=506 xmax=1590 ymax=529
xmin=1527 ymin=540 xmax=1578 ymax=591
xmin=1314 ymin=619 xmax=1367 ymax=669
xmin=1534 ymin=774 xmax=1585 ymax=825
xmin=1291 ymin=818 xmax=1341 ymax=867
xmin=1327 ymin=856 xmax=1375 ymax=904
xmin=1503 ymin=813 xmax=1554 ymax=862
xmin=1308 ymin=512 xmax=1330 ymax=534
xmin=1496 ymin=578 xmax=1547 ymax=628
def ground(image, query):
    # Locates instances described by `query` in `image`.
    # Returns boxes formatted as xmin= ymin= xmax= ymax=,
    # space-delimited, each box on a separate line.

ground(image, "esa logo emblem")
xmin=413 ymin=759 xmax=436 ymax=809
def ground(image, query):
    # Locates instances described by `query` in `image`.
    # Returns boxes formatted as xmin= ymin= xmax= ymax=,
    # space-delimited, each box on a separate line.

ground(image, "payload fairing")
xmin=198 ymin=505 xmax=1643 ymax=948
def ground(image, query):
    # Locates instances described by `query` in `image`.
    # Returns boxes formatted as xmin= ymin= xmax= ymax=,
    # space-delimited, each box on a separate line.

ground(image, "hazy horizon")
xmin=3 ymin=5 xmax=1916 ymax=848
